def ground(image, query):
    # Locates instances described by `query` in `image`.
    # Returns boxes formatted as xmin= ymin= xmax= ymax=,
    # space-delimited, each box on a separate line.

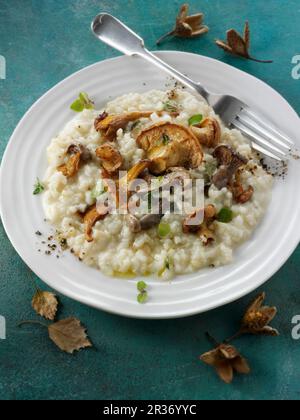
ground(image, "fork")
xmin=91 ymin=13 xmax=294 ymax=161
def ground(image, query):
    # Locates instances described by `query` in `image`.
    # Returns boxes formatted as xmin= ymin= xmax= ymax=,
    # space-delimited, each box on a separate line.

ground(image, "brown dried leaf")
xmin=215 ymin=22 xmax=272 ymax=63
xmin=157 ymin=3 xmax=209 ymax=45
xmin=227 ymin=29 xmax=249 ymax=57
xmin=200 ymin=343 xmax=250 ymax=384
xmin=242 ymin=292 xmax=279 ymax=336
xmin=48 ymin=318 xmax=92 ymax=354
xmin=244 ymin=21 xmax=250 ymax=50
xmin=32 ymin=290 xmax=58 ymax=321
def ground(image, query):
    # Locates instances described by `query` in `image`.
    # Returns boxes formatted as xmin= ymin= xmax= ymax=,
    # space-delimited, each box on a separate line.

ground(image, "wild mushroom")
xmin=183 ymin=204 xmax=217 ymax=245
xmin=82 ymin=203 xmax=110 ymax=242
xmin=96 ymin=144 xmax=123 ymax=174
xmin=127 ymin=213 xmax=163 ymax=233
xmin=57 ymin=144 xmax=91 ymax=178
xmin=136 ymin=122 xmax=203 ymax=175
xmin=212 ymin=145 xmax=247 ymax=190
xmin=191 ymin=117 xmax=221 ymax=148
xmin=230 ymin=170 xmax=254 ymax=204
xmin=94 ymin=112 xmax=154 ymax=141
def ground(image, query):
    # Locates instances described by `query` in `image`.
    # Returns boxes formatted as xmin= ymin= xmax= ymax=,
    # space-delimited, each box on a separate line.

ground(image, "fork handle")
xmin=92 ymin=13 xmax=209 ymax=100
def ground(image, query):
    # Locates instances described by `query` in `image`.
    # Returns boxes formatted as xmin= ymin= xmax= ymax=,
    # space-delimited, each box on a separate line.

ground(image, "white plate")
xmin=1 ymin=52 xmax=300 ymax=319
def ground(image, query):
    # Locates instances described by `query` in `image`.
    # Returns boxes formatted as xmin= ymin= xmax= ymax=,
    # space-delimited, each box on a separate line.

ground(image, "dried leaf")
xmin=157 ymin=3 xmax=209 ymax=45
xmin=200 ymin=343 xmax=250 ymax=384
xmin=244 ymin=21 xmax=250 ymax=50
xmin=215 ymin=22 xmax=273 ymax=63
xmin=32 ymin=290 xmax=58 ymax=321
xmin=241 ymin=292 xmax=279 ymax=336
xmin=48 ymin=318 xmax=92 ymax=354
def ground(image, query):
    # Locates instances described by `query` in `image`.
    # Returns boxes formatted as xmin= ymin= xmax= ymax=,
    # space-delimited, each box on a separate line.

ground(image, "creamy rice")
xmin=43 ymin=89 xmax=273 ymax=280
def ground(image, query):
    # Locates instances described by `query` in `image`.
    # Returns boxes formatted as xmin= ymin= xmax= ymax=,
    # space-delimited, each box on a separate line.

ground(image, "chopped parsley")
xmin=158 ymin=222 xmax=171 ymax=238
xmin=33 ymin=178 xmax=45 ymax=195
xmin=162 ymin=133 xmax=171 ymax=145
xmin=70 ymin=92 xmax=94 ymax=112
xmin=137 ymin=281 xmax=148 ymax=304
xmin=188 ymin=114 xmax=203 ymax=126
xmin=217 ymin=207 xmax=234 ymax=223
xmin=163 ymin=100 xmax=179 ymax=113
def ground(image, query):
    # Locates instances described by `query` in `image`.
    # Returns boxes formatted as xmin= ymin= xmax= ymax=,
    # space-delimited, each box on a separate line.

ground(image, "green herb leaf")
xmin=137 ymin=281 xmax=148 ymax=304
xmin=70 ymin=92 xmax=94 ymax=112
xmin=158 ymin=223 xmax=171 ymax=238
xmin=163 ymin=100 xmax=178 ymax=113
xmin=33 ymin=178 xmax=45 ymax=195
xmin=162 ymin=133 xmax=171 ymax=145
xmin=188 ymin=114 xmax=203 ymax=126
xmin=217 ymin=207 xmax=233 ymax=223
xmin=131 ymin=120 xmax=141 ymax=130
xmin=204 ymin=160 xmax=218 ymax=185
xmin=137 ymin=292 xmax=148 ymax=304
xmin=70 ymin=99 xmax=84 ymax=112
xmin=79 ymin=92 xmax=94 ymax=109
xmin=137 ymin=281 xmax=147 ymax=292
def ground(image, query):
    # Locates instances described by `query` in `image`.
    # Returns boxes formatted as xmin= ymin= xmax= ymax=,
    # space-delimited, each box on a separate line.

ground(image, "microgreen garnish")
xmin=70 ymin=92 xmax=94 ymax=112
xmin=131 ymin=120 xmax=141 ymax=130
xmin=165 ymin=257 xmax=171 ymax=270
xmin=188 ymin=114 xmax=203 ymax=126
xmin=137 ymin=281 xmax=148 ymax=304
xmin=163 ymin=100 xmax=179 ymax=113
xmin=217 ymin=207 xmax=233 ymax=223
xmin=162 ymin=133 xmax=171 ymax=145
xmin=33 ymin=178 xmax=45 ymax=195
xmin=158 ymin=222 xmax=171 ymax=238
xmin=204 ymin=160 xmax=218 ymax=185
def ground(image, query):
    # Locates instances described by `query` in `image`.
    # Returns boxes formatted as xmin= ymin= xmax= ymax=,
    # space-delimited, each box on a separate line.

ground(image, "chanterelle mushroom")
xmin=191 ymin=117 xmax=221 ymax=148
xmin=212 ymin=145 xmax=247 ymax=190
xmin=96 ymin=144 xmax=123 ymax=174
xmin=94 ymin=112 xmax=153 ymax=141
xmin=57 ymin=144 xmax=91 ymax=178
xmin=82 ymin=203 xmax=110 ymax=242
xmin=136 ymin=122 xmax=203 ymax=175
xmin=183 ymin=204 xmax=217 ymax=245
xmin=230 ymin=170 xmax=254 ymax=204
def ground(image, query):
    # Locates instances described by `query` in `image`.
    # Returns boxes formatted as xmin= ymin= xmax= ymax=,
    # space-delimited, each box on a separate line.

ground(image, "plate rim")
xmin=1 ymin=51 xmax=299 ymax=319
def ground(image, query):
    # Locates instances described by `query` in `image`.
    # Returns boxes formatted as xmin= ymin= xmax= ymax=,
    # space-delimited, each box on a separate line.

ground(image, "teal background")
xmin=0 ymin=0 xmax=300 ymax=400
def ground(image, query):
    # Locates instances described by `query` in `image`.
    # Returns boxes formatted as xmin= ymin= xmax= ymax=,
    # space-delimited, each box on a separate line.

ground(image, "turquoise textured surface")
xmin=0 ymin=0 xmax=300 ymax=400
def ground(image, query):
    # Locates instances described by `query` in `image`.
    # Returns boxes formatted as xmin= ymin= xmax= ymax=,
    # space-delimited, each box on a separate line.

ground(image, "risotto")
xmin=42 ymin=89 xmax=273 ymax=280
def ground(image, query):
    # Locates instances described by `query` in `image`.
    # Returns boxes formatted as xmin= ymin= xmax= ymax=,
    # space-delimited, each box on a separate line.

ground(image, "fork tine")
xmin=236 ymin=113 xmax=291 ymax=152
xmin=233 ymin=120 xmax=287 ymax=159
xmin=240 ymin=108 xmax=294 ymax=147
xmin=251 ymin=143 xmax=282 ymax=162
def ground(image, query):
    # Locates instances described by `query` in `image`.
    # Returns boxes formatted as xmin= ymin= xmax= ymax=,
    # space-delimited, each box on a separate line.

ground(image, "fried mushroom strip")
xmin=83 ymin=203 xmax=110 ymax=242
xmin=96 ymin=144 xmax=123 ymax=174
xmin=191 ymin=117 xmax=221 ymax=148
xmin=136 ymin=122 xmax=203 ymax=175
xmin=183 ymin=204 xmax=217 ymax=245
xmin=95 ymin=112 xmax=154 ymax=141
xmin=57 ymin=144 xmax=91 ymax=178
